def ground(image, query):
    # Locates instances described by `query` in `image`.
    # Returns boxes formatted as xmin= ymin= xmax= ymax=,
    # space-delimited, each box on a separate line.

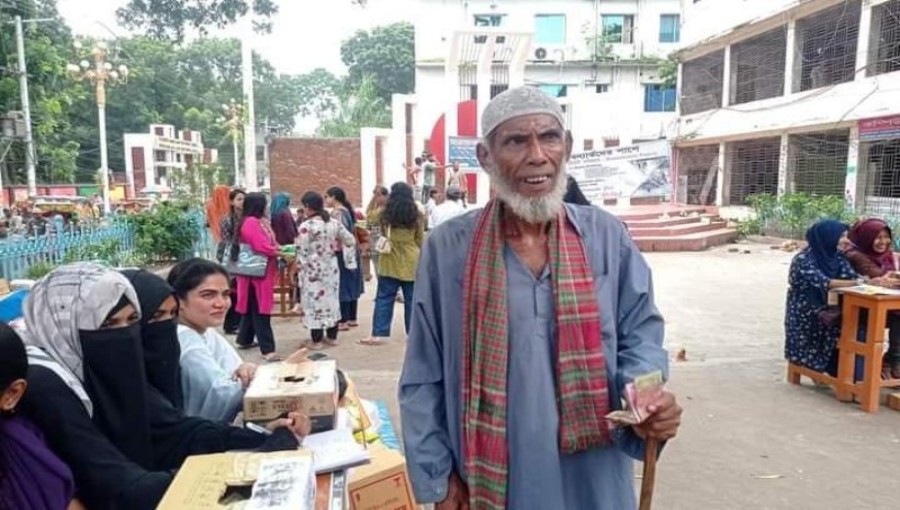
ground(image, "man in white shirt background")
xmin=430 ymin=185 xmax=467 ymax=228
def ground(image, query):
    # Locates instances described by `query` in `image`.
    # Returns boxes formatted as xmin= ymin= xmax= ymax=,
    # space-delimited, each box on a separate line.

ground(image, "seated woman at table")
xmin=18 ymin=262 xmax=310 ymax=509
xmin=167 ymin=258 xmax=258 ymax=423
xmin=784 ymin=220 xmax=897 ymax=376
xmin=846 ymin=218 xmax=900 ymax=378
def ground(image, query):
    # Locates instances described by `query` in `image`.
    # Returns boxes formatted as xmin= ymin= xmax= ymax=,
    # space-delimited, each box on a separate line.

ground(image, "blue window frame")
xmin=534 ymin=14 xmax=566 ymax=45
xmin=474 ymin=14 xmax=504 ymax=27
xmin=644 ymin=84 xmax=676 ymax=112
xmin=660 ymin=14 xmax=680 ymax=43
xmin=602 ymin=14 xmax=634 ymax=44
xmin=539 ymin=84 xmax=568 ymax=98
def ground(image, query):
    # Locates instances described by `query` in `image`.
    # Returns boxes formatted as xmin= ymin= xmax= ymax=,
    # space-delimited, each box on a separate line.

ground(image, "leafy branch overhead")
xmin=117 ymin=0 xmax=279 ymax=41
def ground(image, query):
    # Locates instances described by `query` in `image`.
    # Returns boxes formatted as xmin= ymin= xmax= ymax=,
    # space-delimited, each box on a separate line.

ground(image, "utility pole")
xmin=13 ymin=15 xmax=50 ymax=198
xmin=241 ymin=13 xmax=258 ymax=191
xmin=67 ymin=42 xmax=129 ymax=215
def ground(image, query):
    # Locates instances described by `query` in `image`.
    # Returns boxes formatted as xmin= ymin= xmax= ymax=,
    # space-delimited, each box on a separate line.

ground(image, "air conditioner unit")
xmin=534 ymin=47 xmax=549 ymax=60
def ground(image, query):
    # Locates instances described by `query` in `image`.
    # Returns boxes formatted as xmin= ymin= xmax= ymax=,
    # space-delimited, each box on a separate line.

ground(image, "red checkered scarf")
xmin=462 ymin=200 xmax=612 ymax=509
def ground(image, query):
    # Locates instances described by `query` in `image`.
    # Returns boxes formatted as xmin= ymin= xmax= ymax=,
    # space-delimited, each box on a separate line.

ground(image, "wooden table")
xmin=789 ymin=289 xmax=900 ymax=412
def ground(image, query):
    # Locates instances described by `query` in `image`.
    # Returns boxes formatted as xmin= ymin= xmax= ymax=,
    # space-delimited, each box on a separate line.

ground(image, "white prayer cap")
xmin=481 ymin=86 xmax=566 ymax=138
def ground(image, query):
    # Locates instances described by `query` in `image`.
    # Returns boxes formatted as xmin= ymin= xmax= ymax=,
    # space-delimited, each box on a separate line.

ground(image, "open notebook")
xmin=302 ymin=428 xmax=371 ymax=474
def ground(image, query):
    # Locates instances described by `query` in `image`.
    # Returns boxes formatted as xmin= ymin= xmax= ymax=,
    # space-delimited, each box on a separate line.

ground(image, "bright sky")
xmin=57 ymin=0 xmax=417 ymax=76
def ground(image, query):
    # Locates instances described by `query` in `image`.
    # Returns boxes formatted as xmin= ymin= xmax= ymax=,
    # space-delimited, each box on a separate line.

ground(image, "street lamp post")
xmin=67 ymin=41 xmax=128 ymax=215
xmin=219 ymin=100 xmax=243 ymax=187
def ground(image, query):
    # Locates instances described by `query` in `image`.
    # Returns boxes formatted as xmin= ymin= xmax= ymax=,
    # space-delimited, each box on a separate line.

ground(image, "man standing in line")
xmin=399 ymin=86 xmax=681 ymax=510
xmin=430 ymin=185 xmax=466 ymax=228
xmin=421 ymin=152 xmax=440 ymax=203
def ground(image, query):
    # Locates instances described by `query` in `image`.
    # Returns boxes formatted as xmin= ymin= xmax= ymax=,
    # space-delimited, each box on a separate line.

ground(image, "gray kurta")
xmin=399 ymin=203 xmax=669 ymax=510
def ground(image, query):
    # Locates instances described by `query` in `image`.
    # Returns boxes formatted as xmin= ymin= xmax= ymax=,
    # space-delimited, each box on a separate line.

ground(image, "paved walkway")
xmin=242 ymin=244 xmax=898 ymax=509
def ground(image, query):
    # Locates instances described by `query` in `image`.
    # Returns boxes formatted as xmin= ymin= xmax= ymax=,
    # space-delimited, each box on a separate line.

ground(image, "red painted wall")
xmin=428 ymin=100 xmax=480 ymax=203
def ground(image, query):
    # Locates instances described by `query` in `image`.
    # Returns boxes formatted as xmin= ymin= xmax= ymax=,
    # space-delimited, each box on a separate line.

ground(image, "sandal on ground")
xmin=236 ymin=342 xmax=259 ymax=350
xmin=338 ymin=323 xmax=351 ymax=332
xmin=325 ymin=339 xmax=340 ymax=347
xmin=263 ymin=353 xmax=283 ymax=362
xmin=347 ymin=321 xmax=359 ymax=328
xmin=357 ymin=337 xmax=388 ymax=346
xmin=303 ymin=341 xmax=325 ymax=351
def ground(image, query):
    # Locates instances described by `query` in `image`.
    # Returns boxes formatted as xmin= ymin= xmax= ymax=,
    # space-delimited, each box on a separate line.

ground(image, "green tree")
xmin=340 ymin=22 xmax=415 ymax=104
xmin=116 ymin=0 xmax=279 ymax=41
xmin=0 ymin=0 xmax=87 ymax=184
xmin=317 ymin=75 xmax=391 ymax=137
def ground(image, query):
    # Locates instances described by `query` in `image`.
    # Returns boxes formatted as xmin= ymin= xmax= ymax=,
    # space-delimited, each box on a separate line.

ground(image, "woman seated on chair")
xmin=845 ymin=218 xmax=900 ymax=378
xmin=784 ymin=220 xmax=898 ymax=376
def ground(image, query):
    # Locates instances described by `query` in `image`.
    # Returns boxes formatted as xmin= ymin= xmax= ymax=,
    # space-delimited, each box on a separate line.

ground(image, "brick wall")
xmin=269 ymin=138 xmax=363 ymax=207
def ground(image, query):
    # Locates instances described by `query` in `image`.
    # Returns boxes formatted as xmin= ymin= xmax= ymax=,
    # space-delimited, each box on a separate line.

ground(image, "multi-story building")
xmin=123 ymin=124 xmax=218 ymax=195
xmin=414 ymin=0 xmax=683 ymax=150
xmin=673 ymin=0 xmax=900 ymax=218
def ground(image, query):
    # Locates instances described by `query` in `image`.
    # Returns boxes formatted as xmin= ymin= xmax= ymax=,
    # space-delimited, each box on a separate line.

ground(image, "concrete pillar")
xmin=784 ymin=20 xmax=797 ymax=95
xmin=721 ymin=45 xmax=731 ymax=108
xmin=855 ymin=0 xmax=874 ymax=81
xmin=778 ymin=133 xmax=791 ymax=195
xmin=360 ymin=128 xmax=378 ymax=209
xmin=716 ymin=141 xmax=729 ymax=207
xmin=675 ymin=62 xmax=684 ymax=115
xmin=845 ymin=125 xmax=861 ymax=210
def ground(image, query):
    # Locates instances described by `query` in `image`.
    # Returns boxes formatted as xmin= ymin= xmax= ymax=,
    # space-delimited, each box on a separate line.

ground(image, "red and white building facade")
xmin=124 ymin=124 xmax=218 ymax=196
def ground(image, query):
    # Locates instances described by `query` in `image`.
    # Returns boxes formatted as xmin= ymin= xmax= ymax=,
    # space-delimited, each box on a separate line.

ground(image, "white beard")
xmin=490 ymin=167 xmax=568 ymax=224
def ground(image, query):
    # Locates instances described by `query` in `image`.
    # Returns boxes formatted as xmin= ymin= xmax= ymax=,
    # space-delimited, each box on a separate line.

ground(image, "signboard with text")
xmin=448 ymin=136 xmax=480 ymax=171
xmin=859 ymin=115 xmax=900 ymax=143
xmin=568 ymin=140 xmax=672 ymax=203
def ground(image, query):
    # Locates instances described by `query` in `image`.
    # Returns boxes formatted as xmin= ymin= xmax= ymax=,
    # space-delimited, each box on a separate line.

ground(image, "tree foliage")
xmin=341 ymin=22 xmax=415 ymax=103
xmin=116 ymin=0 xmax=279 ymax=41
xmin=317 ymin=75 xmax=391 ymax=137
xmin=0 ymin=0 xmax=87 ymax=184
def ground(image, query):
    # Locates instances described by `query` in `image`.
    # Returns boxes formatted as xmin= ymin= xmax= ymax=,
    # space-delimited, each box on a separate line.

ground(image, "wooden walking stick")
xmin=639 ymin=437 xmax=659 ymax=510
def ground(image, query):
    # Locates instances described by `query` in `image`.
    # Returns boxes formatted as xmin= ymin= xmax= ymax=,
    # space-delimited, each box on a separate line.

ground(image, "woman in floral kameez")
xmin=296 ymin=192 xmax=358 ymax=349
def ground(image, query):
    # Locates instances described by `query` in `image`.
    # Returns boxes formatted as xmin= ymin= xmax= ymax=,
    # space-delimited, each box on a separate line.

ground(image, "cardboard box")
xmin=888 ymin=392 xmax=900 ymax=411
xmin=244 ymin=360 xmax=338 ymax=432
xmin=348 ymin=448 xmax=416 ymax=510
xmin=157 ymin=450 xmax=315 ymax=509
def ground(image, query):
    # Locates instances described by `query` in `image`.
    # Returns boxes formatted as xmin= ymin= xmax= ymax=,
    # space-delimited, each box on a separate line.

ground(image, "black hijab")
xmin=121 ymin=269 xmax=184 ymax=410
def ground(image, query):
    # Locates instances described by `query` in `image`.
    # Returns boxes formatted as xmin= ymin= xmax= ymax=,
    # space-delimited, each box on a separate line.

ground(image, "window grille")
xmin=728 ymin=137 xmax=781 ymax=205
xmin=681 ymin=50 xmax=724 ymax=115
xmin=731 ymin=27 xmax=787 ymax=105
xmin=795 ymin=1 xmax=861 ymax=92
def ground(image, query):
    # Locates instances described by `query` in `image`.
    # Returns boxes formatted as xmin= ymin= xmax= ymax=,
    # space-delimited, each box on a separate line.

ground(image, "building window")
xmin=795 ymin=1 xmax=861 ymax=92
xmin=602 ymin=15 xmax=634 ymax=44
xmin=659 ymin=14 xmax=680 ymax=43
xmin=535 ymin=14 xmax=566 ymax=45
xmin=681 ymin=49 xmax=725 ymax=115
xmin=731 ymin=27 xmax=787 ymax=105
xmin=644 ymin=84 xmax=676 ymax=112
xmin=868 ymin=0 xmax=900 ymax=77
xmin=474 ymin=14 xmax=504 ymax=27
xmin=490 ymin=84 xmax=509 ymax=99
xmin=595 ymin=84 xmax=610 ymax=93
xmin=539 ymin=84 xmax=568 ymax=97
xmin=154 ymin=150 xmax=166 ymax=162
xmin=256 ymin=146 xmax=266 ymax=161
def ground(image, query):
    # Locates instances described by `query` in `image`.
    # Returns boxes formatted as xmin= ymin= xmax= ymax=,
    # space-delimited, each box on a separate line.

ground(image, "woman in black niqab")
xmin=121 ymin=269 xmax=183 ymax=410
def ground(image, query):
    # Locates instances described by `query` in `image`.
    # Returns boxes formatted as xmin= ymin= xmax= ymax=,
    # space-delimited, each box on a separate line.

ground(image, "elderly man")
xmin=399 ymin=87 xmax=681 ymax=510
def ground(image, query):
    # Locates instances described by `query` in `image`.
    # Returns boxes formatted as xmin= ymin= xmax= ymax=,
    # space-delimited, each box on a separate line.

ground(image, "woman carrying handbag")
xmin=229 ymin=192 xmax=286 ymax=362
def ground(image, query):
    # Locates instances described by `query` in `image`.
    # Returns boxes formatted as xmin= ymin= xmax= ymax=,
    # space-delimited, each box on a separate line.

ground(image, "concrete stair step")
xmin=628 ymin=220 xmax=727 ymax=237
xmin=615 ymin=206 xmax=709 ymax=222
xmin=624 ymin=216 xmax=700 ymax=228
xmin=632 ymin=228 xmax=738 ymax=252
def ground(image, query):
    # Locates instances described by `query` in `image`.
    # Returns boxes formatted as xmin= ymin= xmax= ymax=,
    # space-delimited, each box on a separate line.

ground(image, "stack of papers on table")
xmin=844 ymin=285 xmax=900 ymax=296
xmin=303 ymin=429 xmax=370 ymax=474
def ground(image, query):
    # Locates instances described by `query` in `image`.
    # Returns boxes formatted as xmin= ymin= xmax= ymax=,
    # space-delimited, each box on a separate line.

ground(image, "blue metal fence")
xmin=0 ymin=222 xmax=136 ymax=280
